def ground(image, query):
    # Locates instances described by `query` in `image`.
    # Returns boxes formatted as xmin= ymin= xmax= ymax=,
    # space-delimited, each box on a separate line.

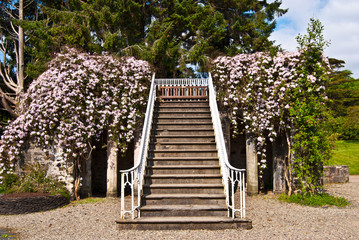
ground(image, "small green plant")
xmin=279 ymin=193 xmax=350 ymax=207
xmin=0 ymin=173 xmax=19 ymax=194
xmin=0 ymin=164 xmax=70 ymax=200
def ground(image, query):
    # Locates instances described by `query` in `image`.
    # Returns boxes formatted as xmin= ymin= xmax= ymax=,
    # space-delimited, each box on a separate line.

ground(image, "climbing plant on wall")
xmin=0 ymin=47 xmax=151 ymax=199
xmin=212 ymin=19 xmax=334 ymax=195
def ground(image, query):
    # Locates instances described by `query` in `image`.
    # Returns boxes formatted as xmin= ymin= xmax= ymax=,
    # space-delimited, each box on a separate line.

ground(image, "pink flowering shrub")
xmin=212 ymin=51 xmax=330 ymax=177
xmin=0 ymin=48 xmax=151 ymax=184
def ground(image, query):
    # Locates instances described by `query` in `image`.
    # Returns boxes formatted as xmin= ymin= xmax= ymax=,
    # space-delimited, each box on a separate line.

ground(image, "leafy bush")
xmin=279 ymin=193 xmax=350 ymax=207
xmin=0 ymin=164 xmax=70 ymax=200
xmin=0 ymin=173 xmax=19 ymax=194
xmin=329 ymin=116 xmax=359 ymax=141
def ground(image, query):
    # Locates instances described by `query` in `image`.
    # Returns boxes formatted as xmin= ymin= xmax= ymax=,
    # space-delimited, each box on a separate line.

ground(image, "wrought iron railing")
xmin=120 ymin=74 xmax=246 ymax=219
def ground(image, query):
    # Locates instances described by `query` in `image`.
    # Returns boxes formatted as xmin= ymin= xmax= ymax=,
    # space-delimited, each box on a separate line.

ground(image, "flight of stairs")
xmin=117 ymin=100 xmax=251 ymax=230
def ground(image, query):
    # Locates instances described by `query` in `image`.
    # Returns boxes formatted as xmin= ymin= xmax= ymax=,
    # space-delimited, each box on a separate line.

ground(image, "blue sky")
xmin=270 ymin=0 xmax=359 ymax=78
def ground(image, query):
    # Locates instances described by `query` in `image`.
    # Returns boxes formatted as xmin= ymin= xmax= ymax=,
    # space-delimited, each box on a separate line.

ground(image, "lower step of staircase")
xmin=116 ymin=216 xmax=252 ymax=230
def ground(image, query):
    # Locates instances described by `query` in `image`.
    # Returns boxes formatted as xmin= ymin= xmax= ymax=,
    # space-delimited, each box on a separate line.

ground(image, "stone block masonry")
xmin=323 ymin=165 xmax=349 ymax=184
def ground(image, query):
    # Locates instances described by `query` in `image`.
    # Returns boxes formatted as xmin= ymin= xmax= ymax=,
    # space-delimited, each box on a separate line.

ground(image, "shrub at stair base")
xmin=0 ymin=48 xmax=151 ymax=200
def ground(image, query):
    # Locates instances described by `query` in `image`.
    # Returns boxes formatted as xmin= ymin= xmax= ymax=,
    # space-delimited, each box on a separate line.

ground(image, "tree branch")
xmin=10 ymin=21 xmax=19 ymax=37
xmin=0 ymin=88 xmax=17 ymax=118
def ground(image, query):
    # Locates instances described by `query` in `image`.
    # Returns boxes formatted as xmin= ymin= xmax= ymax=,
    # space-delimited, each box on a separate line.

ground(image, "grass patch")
xmin=328 ymin=140 xmax=359 ymax=175
xmin=70 ymin=197 xmax=105 ymax=205
xmin=279 ymin=193 xmax=350 ymax=207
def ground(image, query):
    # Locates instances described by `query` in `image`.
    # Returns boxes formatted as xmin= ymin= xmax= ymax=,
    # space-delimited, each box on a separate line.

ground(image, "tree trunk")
xmin=17 ymin=0 xmax=25 ymax=110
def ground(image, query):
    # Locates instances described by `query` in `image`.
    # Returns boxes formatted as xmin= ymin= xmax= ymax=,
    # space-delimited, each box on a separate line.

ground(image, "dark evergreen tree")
xmin=25 ymin=0 xmax=287 ymax=77
xmin=327 ymin=58 xmax=359 ymax=139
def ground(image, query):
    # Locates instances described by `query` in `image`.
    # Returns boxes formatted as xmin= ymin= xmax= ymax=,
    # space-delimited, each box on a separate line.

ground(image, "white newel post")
xmin=246 ymin=133 xmax=258 ymax=195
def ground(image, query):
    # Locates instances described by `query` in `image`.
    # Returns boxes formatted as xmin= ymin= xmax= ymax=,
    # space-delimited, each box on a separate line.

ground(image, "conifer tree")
xmin=26 ymin=0 xmax=287 ymax=77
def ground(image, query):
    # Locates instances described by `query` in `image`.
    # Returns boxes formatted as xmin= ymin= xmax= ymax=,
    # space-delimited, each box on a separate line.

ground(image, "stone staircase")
xmin=117 ymin=100 xmax=251 ymax=230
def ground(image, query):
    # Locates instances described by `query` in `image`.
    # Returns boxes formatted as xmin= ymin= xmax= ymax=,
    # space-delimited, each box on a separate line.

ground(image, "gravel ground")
xmin=1 ymin=177 xmax=358 ymax=240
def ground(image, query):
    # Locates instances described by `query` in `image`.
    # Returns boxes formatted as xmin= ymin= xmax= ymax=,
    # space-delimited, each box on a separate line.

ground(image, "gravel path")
xmin=1 ymin=177 xmax=358 ymax=240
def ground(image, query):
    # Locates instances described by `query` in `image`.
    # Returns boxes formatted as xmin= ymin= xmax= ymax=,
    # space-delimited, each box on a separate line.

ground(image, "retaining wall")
xmin=323 ymin=165 xmax=349 ymax=184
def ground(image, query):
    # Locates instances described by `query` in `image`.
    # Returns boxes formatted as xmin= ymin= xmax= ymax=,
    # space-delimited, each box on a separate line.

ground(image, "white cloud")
xmin=270 ymin=0 xmax=359 ymax=78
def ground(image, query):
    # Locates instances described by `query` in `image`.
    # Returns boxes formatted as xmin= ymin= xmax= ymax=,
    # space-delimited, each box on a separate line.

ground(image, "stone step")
xmin=149 ymin=149 xmax=218 ymax=158
xmin=116 ymin=216 xmax=252 ymax=230
xmin=156 ymin=112 xmax=211 ymax=118
xmin=156 ymin=101 xmax=209 ymax=107
xmin=146 ymin=165 xmax=221 ymax=174
xmin=148 ymin=157 xmax=219 ymax=166
xmin=155 ymin=106 xmax=210 ymax=112
xmin=153 ymin=129 xmax=214 ymax=136
xmin=156 ymin=117 xmax=212 ymax=124
xmin=153 ymin=122 xmax=213 ymax=129
xmin=143 ymin=183 xmax=224 ymax=194
xmin=152 ymin=135 xmax=215 ymax=142
xmin=145 ymin=174 xmax=222 ymax=184
xmin=142 ymin=193 xmax=226 ymax=205
xmin=157 ymin=115 xmax=212 ymax=122
xmin=140 ymin=205 xmax=227 ymax=217
xmin=150 ymin=142 xmax=217 ymax=150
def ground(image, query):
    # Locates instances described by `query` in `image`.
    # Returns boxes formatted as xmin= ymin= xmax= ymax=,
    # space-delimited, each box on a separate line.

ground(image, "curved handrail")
xmin=120 ymin=73 xmax=156 ymax=174
xmin=120 ymin=73 xmax=156 ymax=219
xmin=208 ymin=73 xmax=245 ymax=172
xmin=208 ymin=72 xmax=246 ymax=218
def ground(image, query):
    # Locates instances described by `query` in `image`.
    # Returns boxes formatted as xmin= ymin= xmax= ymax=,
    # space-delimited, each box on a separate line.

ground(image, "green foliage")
xmin=327 ymin=59 xmax=359 ymax=116
xmin=279 ymin=193 xmax=350 ymax=207
xmin=0 ymin=164 xmax=70 ymax=200
xmin=326 ymin=58 xmax=359 ymax=140
xmin=290 ymin=18 xmax=334 ymax=194
xmin=24 ymin=0 xmax=287 ymax=78
xmin=329 ymin=113 xmax=359 ymax=140
xmin=0 ymin=173 xmax=19 ymax=193
xmin=328 ymin=140 xmax=359 ymax=175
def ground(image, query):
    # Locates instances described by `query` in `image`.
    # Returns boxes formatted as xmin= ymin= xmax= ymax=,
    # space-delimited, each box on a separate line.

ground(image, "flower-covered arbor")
xmin=0 ymin=48 xmax=151 ymax=199
xmin=212 ymin=49 xmax=333 ymax=195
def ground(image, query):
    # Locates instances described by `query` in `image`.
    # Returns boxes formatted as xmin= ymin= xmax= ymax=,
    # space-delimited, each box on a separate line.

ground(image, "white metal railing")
xmin=120 ymin=73 xmax=246 ymax=219
xmin=208 ymin=73 xmax=246 ymax=218
xmin=120 ymin=73 xmax=156 ymax=219
xmin=155 ymin=78 xmax=208 ymax=86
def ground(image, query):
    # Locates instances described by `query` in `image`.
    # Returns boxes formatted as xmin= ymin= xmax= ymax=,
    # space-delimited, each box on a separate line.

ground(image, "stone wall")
xmin=22 ymin=142 xmax=75 ymax=195
xmin=323 ymin=165 xmax=349 ymax=184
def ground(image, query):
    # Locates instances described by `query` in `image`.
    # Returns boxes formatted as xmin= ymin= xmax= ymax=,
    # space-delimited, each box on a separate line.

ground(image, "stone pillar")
xmin=246 ymin=134 xmax=258 ymax=195
xmin=106 ymin=137 xmax=118 ymax=197
xmin=220 ymin=110 xmax=231 ymax=160
xmin=80 ymin=154 xmax=92 ymax=198
xmin=272 ymin=134 xmax=287 ymax=194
